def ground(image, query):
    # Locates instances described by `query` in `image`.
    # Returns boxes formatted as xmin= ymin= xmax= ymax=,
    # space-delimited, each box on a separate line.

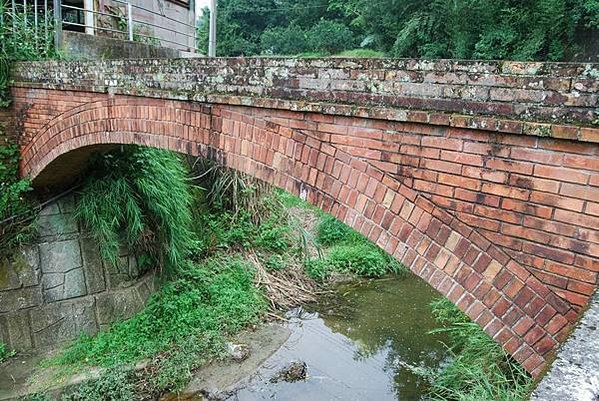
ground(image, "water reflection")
xmin=232 ymin=275 xmax=448 ymax=400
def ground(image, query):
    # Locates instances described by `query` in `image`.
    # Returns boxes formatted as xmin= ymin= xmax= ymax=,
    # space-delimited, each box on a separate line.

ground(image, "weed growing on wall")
xmin=0 ymin=342 xmax=15 ymax=363
xmin=74 ymin=146 xmax=197 ymax=272
xmin=422 ymin=298 xmax=532 ymax=400
xmin=0 ymin=127 xmax=36 ymax=256
xmin=0 ymin=1 xmax=58 ymax=257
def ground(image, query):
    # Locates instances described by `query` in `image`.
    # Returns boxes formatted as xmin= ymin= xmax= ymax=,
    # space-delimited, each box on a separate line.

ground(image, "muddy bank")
xmin=0 ymin=325 xmax=291 ymax=401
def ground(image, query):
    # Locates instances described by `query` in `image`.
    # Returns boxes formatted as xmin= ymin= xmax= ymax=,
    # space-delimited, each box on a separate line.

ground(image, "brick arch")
xmin=21 ymin=97 xmax=575 ymax=378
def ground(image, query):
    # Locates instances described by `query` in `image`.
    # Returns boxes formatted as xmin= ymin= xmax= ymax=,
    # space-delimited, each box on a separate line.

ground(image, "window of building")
xmin=167 ymin=0 xmax=190 ymax=8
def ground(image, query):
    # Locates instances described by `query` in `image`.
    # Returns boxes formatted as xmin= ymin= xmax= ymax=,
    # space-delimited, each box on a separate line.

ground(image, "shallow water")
xmin=231 ymin=275 xmax=449 ymax=400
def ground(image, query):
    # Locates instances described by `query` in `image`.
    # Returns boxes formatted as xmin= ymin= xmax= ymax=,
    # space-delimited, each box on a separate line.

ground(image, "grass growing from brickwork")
xmin=421 ymin=298 xmax=532 ymax=401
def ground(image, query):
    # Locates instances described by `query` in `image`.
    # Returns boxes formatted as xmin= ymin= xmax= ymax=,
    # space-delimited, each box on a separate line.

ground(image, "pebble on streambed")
xmin=270 ymin=361 xmax=308 ymax=383
xmin=227 ymin=342 xmax=251 ymax=362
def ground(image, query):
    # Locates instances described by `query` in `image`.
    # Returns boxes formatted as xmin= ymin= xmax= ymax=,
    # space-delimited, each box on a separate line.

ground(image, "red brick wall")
xmin=11 ymin=88 xmax=596 ymax=377
xmin=252 ymin=108 xmax=599 ymax=311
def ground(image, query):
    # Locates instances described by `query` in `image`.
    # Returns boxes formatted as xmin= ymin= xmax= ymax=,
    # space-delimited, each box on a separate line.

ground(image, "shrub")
xmin=309 ymin=214 xmax=407 ymax=280
xmin=261 ymin=24 xmax=309 ymax=55
xmin=199 ymin=207 xmax=292 ymax=254
xmin=0 ymin=126 xmax=36 ymax=257
xmin=316 ymin=214 xmax=359 ymax=246
xmin=53 ymin=257 xmax=265 ymax=371
xmin=0 ymin=342 xmax=15 ymax=363
xmin=65 ymin=365 xmax=135 ymax=401
xmin=307 ymin=20 xmax=356 ymax=54
xmin=74 ymin=146 xmax=196 ymax=272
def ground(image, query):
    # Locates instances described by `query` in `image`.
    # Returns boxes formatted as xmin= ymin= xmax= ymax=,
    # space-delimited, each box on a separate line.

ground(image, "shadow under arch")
xmin=20 ymin=96 xmax=573 ymax=377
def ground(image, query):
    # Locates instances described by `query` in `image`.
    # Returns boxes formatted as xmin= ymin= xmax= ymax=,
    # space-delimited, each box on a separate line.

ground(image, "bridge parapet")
xmin=11 ymin=58 xmax=599 ymax=144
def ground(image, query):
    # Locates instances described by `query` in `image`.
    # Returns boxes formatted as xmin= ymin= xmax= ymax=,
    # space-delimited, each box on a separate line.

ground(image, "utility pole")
xmin=208 ymin=0 xmax=217 ymax=57
xmin=53 ymin=0 xmax=62 ymax=51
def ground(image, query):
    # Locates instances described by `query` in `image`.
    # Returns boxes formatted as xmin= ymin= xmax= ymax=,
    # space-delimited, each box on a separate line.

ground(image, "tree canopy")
xmin=197 ymin=0 xmax=598 ymax=61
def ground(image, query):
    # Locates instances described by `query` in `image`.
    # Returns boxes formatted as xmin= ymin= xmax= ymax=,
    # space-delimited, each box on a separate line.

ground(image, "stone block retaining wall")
xmin=0 ymin=195 xmax=156 ymax=351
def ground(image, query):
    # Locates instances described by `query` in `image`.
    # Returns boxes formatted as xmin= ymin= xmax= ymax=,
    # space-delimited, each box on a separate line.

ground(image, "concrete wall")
xmin=60 ymin=31 xmax=186 ymax=60
xmin=0 ymin=195 xmax=156 ymax=351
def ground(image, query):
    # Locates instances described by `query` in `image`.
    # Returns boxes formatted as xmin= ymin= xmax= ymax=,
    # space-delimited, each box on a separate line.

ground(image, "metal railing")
xmin=7 ymin=0 xmax=198 ymax=53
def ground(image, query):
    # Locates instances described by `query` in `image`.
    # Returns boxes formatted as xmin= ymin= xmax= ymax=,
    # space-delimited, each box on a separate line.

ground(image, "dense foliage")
xmin=0 ymin=126 xmax=35 ymax=254
xmin=198 ymin=0 xmax=598 ymax=60
xmin=55 ymin=257 xmax=265 ymax=367
xmin=424 ymin=298 xmax=532 ymax=400
xmin=74 ymin=147 xmax=196 ymax=272
xmin=0 ymin=2 xmax=57 ymax=256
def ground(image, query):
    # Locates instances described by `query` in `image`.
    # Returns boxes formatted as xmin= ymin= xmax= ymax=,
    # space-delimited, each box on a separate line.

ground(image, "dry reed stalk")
xmin=248 ymin=252 xmax=322 ymax=311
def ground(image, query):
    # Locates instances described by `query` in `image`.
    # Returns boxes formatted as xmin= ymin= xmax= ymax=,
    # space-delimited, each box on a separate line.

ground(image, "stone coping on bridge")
xmin=10 ymin=57 xmax=599 ymax=144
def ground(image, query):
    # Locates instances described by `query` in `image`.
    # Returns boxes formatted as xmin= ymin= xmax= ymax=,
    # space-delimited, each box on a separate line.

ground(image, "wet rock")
xmin=270 ymin=361 xmax=307 ymax=383
xmin=227 ymin=343 xmax=250 ymax=362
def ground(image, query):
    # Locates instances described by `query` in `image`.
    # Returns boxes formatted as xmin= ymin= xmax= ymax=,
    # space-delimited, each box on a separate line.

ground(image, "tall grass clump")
xmin=306 ymin=214 xmax=407 ymax=280
xmin=188 ymin=157 xmax=273 ymax=221
xmin=424 ymin=298 xmax=532 ymax=400
xmin=74 ymin=146 xmax=196 ymax=272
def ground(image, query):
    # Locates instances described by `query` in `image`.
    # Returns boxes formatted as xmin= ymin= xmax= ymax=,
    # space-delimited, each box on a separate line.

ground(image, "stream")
xmin=228 ymin=274 xmax=449 ymax=400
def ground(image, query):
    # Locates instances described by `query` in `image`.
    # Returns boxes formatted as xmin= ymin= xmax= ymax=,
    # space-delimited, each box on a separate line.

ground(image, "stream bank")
xmin=165 ymin=275 xmax=449 ymax=401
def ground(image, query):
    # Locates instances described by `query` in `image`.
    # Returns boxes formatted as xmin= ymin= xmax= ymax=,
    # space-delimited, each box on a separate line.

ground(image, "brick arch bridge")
xmin=6 ymin=58 xmax=599 ymax=377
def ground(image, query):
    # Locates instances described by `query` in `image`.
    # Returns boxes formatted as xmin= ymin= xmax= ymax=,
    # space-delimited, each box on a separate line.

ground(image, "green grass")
xmin=306 ymin=214 xmax=407 ymax=280
xmin=53 ymin=257 xmax=265 ymax=370
xmin=198 ymin=208 xmax=293 ymax=254
xmin=66 ymin=365 xmax=135 ymax=401
xmin=293 ymin=49 xmax=386 ymax=58
xmin=334 ymin=49 xmax=387 ymax=58
xmin=0 ymin=342 xmax=15 ymax=363
xmin=423 ymin=298 xmax=532 ymax=401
